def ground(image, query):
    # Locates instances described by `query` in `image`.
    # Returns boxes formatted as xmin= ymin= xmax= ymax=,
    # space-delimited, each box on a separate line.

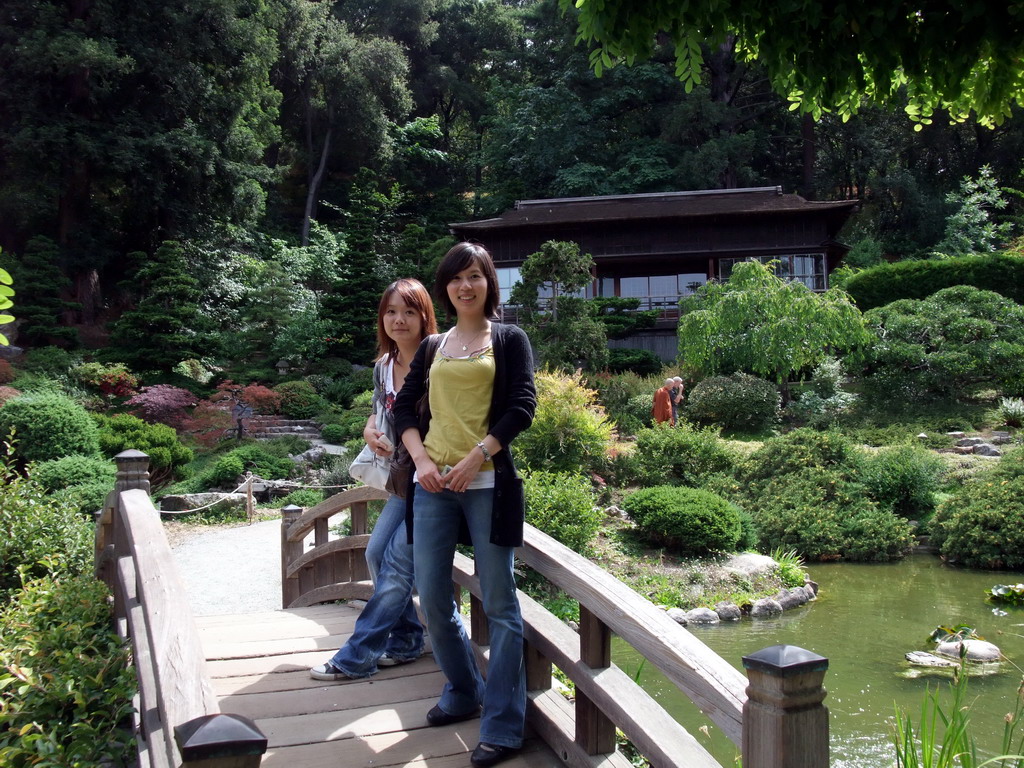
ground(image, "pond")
xmin=613 ymin=554 xmax=1024 ymax=767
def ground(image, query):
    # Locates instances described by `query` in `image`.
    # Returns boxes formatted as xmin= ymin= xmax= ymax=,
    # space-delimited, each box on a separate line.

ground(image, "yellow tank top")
xmin=423 ymin=345 xmax=496 ymax=471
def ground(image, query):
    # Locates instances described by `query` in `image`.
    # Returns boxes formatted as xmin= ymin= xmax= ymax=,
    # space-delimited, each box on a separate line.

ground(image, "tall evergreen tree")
xmin=3 ymin=237 xmax=79 ymax=348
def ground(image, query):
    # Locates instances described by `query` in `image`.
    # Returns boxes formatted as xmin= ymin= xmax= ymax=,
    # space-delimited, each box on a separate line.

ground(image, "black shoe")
xmin=470 ymin=742 xmax=520 ymax=767
xmin=425 ymin=704 xmax=480 ymax=727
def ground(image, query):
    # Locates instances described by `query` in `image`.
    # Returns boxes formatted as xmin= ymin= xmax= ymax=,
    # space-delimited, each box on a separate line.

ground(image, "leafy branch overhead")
xmin=562 ymin=0 xmax=1024 ymax=127
xmin=0 ymin=248 xmax=13 ymax=346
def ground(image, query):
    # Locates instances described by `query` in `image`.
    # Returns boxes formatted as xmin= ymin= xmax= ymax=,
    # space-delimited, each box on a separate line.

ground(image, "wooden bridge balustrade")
xmin=282 ymin=492 xmax=832 ymax=768
xmin=94 ymin=450 xmax=267 ymax=768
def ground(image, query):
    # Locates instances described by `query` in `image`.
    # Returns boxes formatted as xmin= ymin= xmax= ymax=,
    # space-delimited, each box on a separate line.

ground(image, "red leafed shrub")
xmin=73 ymin=362 xmax=139 ymax=398
xmin=0 ymin=360 xmax=14 ymax=384
xmin=179 ymin=400 xmax=233 ymax=448
xmin=125 ymin=385 xmax=197 ymax=428
xmin=240 ymin=384 xmax=282 ymax=415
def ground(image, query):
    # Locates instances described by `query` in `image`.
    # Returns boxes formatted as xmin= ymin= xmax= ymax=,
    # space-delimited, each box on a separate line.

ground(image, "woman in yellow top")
xmin=394 ymin=242 xmax=536 ymax=767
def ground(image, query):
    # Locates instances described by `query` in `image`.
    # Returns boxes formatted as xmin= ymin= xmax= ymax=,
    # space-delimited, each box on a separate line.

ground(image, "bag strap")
xmin=422 ymin=334 xmax=442 ymax=389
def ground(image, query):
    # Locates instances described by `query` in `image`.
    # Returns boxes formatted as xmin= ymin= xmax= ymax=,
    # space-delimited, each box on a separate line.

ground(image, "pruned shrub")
xmin=94 ymin=413 xmax=193 ymax=486
xmin=321 ymin=423 xmax=346 ymax=444
xmin=0 ymin=575 xmax=135 ymax=765
xmin=747 ymin=467 xmax=913 ymax=562
xmin=72 ymin=361 xmax=139 ymax=398
xmin=687 ymin=373 xmax=780 ymax=431
xmin=932 ymin=475 xmax=1024 ymax=569
xmin=32 ymin=454 xmax=115 ymax=493
xmin=274 ymin=379 xmax=325 ymax=419
xmin=861 ymin=444 xmax=944 ymax=518
xmin=0 ymin=392 xmax=100 ymax=463
xmin=20 ymin=346 xmax=75 ymax=377
xmin=630 ymin=423 xmax=735 ymax=488
xmin=524 ymin=470 xmax=601 ymax=554
xmin=736 ymin=428 xmax=863 ymax=485
xmin=623 ymin=485 xmax=742 ymax=555
xmin=606 ymin=348 xmax=662 ymax=376
xmin=585 ymin=371 xmax=658 ymax=435
xmin=514 ymin=369 xmax=614 ymax=475
xmin=52 ymin=479 xmax=115 ymax=516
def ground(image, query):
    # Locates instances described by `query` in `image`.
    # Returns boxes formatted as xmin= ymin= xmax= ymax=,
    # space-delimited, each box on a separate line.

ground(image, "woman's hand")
xmin=414 ymin=456 xmax=445 ymax=493
xmin=443 ymin=449 xmax=486 ymax=493
xmin=363 ymin=419 xmax=393 ymax=457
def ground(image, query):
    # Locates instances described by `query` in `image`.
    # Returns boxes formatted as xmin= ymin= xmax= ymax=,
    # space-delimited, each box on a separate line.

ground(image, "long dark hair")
xmin=375 ymin=278 xmax=438 ymax=361
xmin=434 ymin=242 xmax=500 ymax=320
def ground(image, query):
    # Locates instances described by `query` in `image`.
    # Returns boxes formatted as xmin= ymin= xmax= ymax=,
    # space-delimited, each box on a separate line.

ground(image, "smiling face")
xmin=446 ymin=259 xmax=490 ymax=319
xmin=381 ymin=296 xmax=424 ymax=344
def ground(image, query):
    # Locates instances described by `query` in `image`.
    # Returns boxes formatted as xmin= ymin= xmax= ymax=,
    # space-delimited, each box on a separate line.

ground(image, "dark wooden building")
xmin=450 ymin=186 xmax=859 ymax=360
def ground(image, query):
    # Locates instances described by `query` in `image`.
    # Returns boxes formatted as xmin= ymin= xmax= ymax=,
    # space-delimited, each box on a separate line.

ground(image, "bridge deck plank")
xmin=196 ymin=603 xmax=565 ymax=768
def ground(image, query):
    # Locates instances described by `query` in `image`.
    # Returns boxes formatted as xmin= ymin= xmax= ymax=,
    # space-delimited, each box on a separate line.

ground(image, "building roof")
xmin=451 ymin=187 xmax=858 ymax=231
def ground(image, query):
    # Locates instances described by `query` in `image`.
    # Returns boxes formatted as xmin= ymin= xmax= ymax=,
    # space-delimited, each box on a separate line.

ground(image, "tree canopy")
xmin=562 ymin=0 xmax=1024 ymax=127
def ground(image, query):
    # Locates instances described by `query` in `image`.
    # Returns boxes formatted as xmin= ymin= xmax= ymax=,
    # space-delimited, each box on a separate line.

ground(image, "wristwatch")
xmin=476 ymin=441 xmax=492 ymax=462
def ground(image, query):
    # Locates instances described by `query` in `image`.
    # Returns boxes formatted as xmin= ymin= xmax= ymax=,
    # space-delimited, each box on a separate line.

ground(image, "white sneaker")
xmin=310 ymin=662 xmax=350 ymax=681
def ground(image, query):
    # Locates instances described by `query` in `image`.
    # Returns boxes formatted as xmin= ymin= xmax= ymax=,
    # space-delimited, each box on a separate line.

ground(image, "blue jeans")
xmin=413 ymin=485 xmax=525 ymax=749
xmin=328 ymin=495 xmax=424 ymax=677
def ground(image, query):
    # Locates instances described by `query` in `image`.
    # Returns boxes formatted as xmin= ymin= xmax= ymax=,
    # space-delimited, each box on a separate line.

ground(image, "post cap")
xmin=742 ymin=644 xmax=828 ymax=676
xmin=175 ymin=713 xmax=267 ymax=760
xmin=115 ymin=449 xmax=150 ymax=460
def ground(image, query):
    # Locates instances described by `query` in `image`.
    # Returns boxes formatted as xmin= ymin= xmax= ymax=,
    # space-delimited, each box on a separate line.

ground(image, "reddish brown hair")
xmin=376 ymin=278 xmax=438 ymax=361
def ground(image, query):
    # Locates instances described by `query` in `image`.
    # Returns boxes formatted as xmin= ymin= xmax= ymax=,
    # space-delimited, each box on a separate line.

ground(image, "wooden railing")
xmin=282 ymin=491 xmax=831 ymax=768
xmin=95 ymin=451 xmax=268 ymax=768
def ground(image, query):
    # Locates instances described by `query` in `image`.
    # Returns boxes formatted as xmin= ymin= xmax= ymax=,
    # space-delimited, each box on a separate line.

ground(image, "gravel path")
xmin=168 ymin=518 xmax=284 ymax=616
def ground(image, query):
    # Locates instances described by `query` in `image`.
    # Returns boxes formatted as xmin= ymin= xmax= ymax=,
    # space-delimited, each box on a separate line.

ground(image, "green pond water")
xmin=613 ymin=554 xmax=1024 ymax=767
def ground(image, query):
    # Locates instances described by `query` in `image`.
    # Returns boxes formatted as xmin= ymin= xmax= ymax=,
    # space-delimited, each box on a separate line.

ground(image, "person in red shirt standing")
xmin=652 ymin=378 xmax=675 ymax=426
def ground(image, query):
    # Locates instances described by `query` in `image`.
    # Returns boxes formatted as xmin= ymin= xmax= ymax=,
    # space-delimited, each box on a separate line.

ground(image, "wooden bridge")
xmin=95 ymin=451 xmax=831 ymax=768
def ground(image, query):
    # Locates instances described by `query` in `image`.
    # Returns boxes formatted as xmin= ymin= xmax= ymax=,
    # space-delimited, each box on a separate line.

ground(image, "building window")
xmin=718 ymin=254 xmax=826 ymax=290
xmin=608 ymin=274 xmax=707 ymax=309
xmin=496 ymin=267 xmax=521 ymax=303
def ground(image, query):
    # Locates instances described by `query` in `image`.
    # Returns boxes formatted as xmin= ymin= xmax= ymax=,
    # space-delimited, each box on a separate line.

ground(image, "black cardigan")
xmin=393 ymin=322 xmax=536 ymax=547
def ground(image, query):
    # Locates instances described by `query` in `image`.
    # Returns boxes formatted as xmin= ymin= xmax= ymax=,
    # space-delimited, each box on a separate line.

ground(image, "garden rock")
xmin=972 ymin=443 xmax=1002 ymax=457
xmin=291 ymin=445 xmax=327 ymax=464
xmin=935 ymin=639 xmax=1001 ymax=662
xmin=775 ymin=587 xmax=811 ymax=610
xmin=906 ymin=651 xmax=958 ymax=668
xmin=161 ymin=493 xmax=247 ymax=513
xmin=805 ymin=579 xmax=819 ymax=596
xmin=684 ymin=607 xmax=720 ymax=624
xmin=714 ymin=602 xmax=742 ymax=621
xmin=957 ymin=437 xmax=984 ymax=447
xmin=666 ymin=607 xmax=688 ymax=625
xmin=603 ymin=505 xmax=625 ymax=519
xmin=750 ymin=598 xmax=783 ymax=618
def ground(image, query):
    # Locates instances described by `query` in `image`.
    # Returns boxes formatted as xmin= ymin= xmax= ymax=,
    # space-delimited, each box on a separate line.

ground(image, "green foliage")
xmin=207 ymin=443 xmax=295 ymax=487
xmin=844 ymin=252 xmax=1024 ymax=311
xmin=932 ymin=166 xmax=1014 ymax=258
xmin=932 ymin=473 xmax=1024 ymax=569
xmin=687 ymin=373 xmax=781 ymax=431
xmin=0 ymin=392 xmax=99 ymax=463
xmin=514 ymin=369 xmax=613 ymax=475
xmin=678 ymin=260 xmax=870 ymax=386
xmin=19 ymin=346 xmax=75 ymax=378
xmin=272 ymin=488 xmax=325 ymax=509
xmin=591 ymin=298 xmax=659 ymax=341
xmin=630 ymin=424 xmax=735 ymax=488
xmin=523 ymin=470 xmax=601 ymax=554
xmin=0 ymin=254 xmax=13 ymax=346
xmin=72 ymin=361 xmax=139 ymax=398
xmin=623 ymin=485 xmax=742 ymax=555
xmin=0 ymin=575 xmax=136 ymax=766
xmin=892 ymin=663 xmax=1024 ymax=768
xmin=0 ymin=237 xmax=78 ymax=347
xmin=998 ymin=397 xmax=1024 ymax=428
xmin=108 ymin=242 xmax=220 ymax=373
xmin=273 ymin=379 xmax=325 ymax=419
xmin=606 ymin=348 xmax=663 ymax=376
xmin=320 ymin=423 xmax=347 ymax=444
xmin=52 ymin=480 xmax=115 ymax=517
xmin=770 ymin=548 xmax=807 ymax=589
xmin=564 ymin=0 xmax=1024 ymax=128
xmin=94 ymin=413 xmax=193 ymax=486
xmin=32 ymin=455 xmax=115 ymax=493
xmin=785 ymin=357 xmax=858 ymax=428
xmin=585 ymin=371 xmax=658 ymax=436
xmin=511 ymin=241 xmax=608 ymax=371
xmin=0 ymin=453 xmax=93 ymax=596
xmin=736 ymin=428 xmax=863 ymax=484
xmin=862 ymin=445 xmax=945 ymax=518
xmin=987 ymin=583 xmax=1024 ymax=606
xmin=862 ymin=285 xmax=1024 ymax=397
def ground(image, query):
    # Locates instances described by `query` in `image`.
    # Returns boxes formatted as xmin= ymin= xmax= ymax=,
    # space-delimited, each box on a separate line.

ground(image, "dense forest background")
xmin=4 ymin=0 xmax=1024 ymax=374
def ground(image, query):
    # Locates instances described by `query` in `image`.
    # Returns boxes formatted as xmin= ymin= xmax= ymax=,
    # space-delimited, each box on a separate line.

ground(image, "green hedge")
xmin=844 ymin=253 xmax=1024 ymax=311
xmin=623 ymin=485 xmax=742 ymax=555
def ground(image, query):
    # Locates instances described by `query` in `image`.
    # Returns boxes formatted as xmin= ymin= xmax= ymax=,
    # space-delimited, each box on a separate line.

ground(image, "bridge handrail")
xmin=95 ymin=451 xmax=267 ymax=768
xmin=283 ymin=490 xmax=830 ymax=768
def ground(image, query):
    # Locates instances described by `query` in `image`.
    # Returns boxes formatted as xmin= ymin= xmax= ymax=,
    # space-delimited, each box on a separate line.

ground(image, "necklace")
xmin=455 ymin=326 xmax=487 ymax=352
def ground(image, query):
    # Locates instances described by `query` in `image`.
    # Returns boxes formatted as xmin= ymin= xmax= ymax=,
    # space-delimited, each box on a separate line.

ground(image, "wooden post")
xmin=577 ymin=604 xmax=615 ymax=754
xmin=742 ymin=644 xmax=829 ymax=768
xmin=96 ymin=451 xmax=151 ymax=594
xmin=281 ymin=505 xmax=303 ymax=609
